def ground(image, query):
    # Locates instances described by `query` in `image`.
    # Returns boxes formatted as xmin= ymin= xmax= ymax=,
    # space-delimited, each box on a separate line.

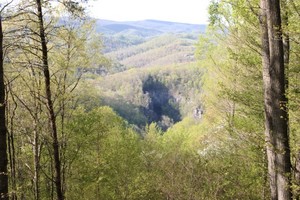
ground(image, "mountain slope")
xmin=105 ymin=34 xmax=196 ymax=68
xmin=94 ymin=64 xmax=203 ymax=130
xmin=88 ymin=19 xmax=206 ymax=129
xmin=95 ymin=19 xmax=205 ymax=69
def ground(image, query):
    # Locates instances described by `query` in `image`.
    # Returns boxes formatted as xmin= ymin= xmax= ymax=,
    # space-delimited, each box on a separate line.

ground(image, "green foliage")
xmin=196 ymin=0 xmax=300 ymax=198
xmin=4 ymin=0 xmax=300 ymax=199
xmin=61 ymin=104 xmax=266 ymax=199
xmin=96 ymin=63 xmax=203 ymax=130
xmin=106 ymin=33 xmax=198 ymax=69
xmin=65 ymin=106 xmax=133 ymax=199
xmin=193 ymin=1 xmax=269 ymax=198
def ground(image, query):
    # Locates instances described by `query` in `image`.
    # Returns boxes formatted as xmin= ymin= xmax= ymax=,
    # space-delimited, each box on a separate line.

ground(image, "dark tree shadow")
xmin=142 ymin=75 xmax=181 ymax=130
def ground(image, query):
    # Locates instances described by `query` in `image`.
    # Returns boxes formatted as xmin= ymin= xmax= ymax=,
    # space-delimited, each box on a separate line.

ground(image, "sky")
xmin=87 ymin=0 xmax=210 ymax=24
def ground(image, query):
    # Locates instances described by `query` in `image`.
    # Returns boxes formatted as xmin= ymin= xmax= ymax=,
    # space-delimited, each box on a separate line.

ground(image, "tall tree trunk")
xmin=263 ymin=0 xmax=292 ymax=199
xmin=31 ymin=69 xmax=42 ymax=200
xmin=259 ymin=1 xmax=278 ymax=199
xmin=35 ymin=1 xmax=64 ymax=199
xmin=33 ymin=120 xmax=40 ymax=200
xmin=7 ymin=91 xmax=17 ymax=200
xmin=0 ymin=15 xmax=9 ymax=200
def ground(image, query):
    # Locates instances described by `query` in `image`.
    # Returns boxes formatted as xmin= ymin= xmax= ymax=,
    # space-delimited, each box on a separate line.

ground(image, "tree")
xmin=202 ymin=0 xmax=300 ymax=198
xmin=0 ymin=1 xmax=15 ymax=198
xmin=0 ymin=8 xmax=8 ymax=200
xmin=259 ymin=0 xmax=292 ymax=199
xmin=33 ymin=0 xmax=64 ymax=198
xmin=30 ymin=1 xmax=91 ymax=199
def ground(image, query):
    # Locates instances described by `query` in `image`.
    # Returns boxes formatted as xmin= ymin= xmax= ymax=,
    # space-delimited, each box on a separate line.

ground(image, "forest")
xmin=0 ymin=0 xmax=299 ymax=200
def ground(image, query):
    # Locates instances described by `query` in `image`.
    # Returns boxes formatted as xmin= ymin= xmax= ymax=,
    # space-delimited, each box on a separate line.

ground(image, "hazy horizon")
xmin=87 ymin=0 xmax=210 ymax=25
xmin=94 ymin=18 xmax=206 ymax=25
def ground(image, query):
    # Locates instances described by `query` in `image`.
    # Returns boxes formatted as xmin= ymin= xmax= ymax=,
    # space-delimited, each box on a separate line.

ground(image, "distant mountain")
xmin=94 ymin=19 xmax=206 ymax=69
xmin=97 ymin=22 xmax=162 ymax=37
xmin=96 ymin=19 xmax=206 ymax=35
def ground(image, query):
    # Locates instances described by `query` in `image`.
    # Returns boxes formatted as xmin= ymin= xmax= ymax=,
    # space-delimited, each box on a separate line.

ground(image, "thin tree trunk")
xmin=31 ymin=68 xmax=42 ymax=200
xmin=265 ymin=0 xmax=292 ymax=199
xmin=33 ymin=121 xmax=40 ymax=200
xmin=35 ymin=0 xmax=64 ymax=199
xmin=7 ymin=89 xmax=17 ymax=200
xmin=60 ymin=37 xmax=70 ymax=195
xmin=61 ymin=71 xmax=67 ymax=197
xmin=0 ymin=15 xmax=9 ymax=200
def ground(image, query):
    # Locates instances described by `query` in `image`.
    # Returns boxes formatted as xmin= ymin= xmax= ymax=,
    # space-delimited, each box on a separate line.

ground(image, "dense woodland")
xmin=0 ymin=0 xmax=300 ymax=200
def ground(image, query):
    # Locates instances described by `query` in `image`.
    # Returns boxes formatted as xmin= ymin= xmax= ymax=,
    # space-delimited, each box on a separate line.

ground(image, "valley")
xmin=2 ymin=2 xmax=299 ymax=199
xmin=91 ymin=19 xmax=206 ymax=130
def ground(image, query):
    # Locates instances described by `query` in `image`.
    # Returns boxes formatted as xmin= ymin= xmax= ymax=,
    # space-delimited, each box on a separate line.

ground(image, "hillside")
xmin=96 ymin=19 xmax=205 ymax=69
xmin=88 ymin=19 xmax=206 ymax=130
xmin=93 ymin=64 xmax=203 ymax=130
xmin=105 ymin=34 xmax=197 ymax=68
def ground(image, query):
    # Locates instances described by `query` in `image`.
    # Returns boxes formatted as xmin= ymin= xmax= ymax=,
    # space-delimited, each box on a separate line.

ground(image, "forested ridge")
xmin=0 ymin=0 xmax=299 ymax=200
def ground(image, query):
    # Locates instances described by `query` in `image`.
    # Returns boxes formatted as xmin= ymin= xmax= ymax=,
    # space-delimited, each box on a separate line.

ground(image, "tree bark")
xmin=7 ymin=89 xmax=17 ymax=200
xmin=35 ymin=1 xmax=64 ymax=199
xmin=0 ymin=15 xmax=9 ymax=200
xmin=260 ymin=0 xmax=292 ymax=199
xmin=33 ymin=120 xmax=40 ymax=200
xmin=259 ymin=1 xmax=278 ymax=199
